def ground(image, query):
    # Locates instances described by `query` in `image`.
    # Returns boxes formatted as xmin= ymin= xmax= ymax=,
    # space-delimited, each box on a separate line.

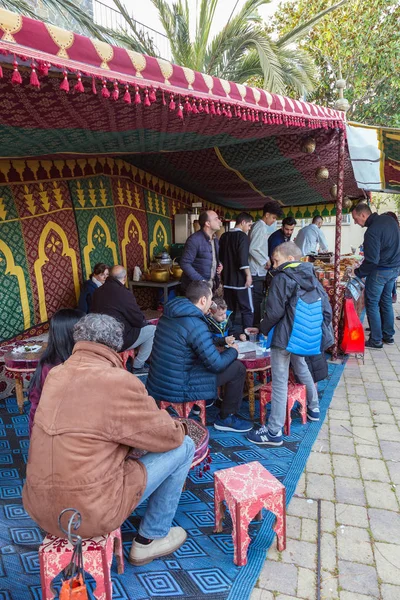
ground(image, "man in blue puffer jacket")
xmin=146 ymin=281 xmax=251 ymax=432
xmin=247 ymin=242 xmax=333 ymax=447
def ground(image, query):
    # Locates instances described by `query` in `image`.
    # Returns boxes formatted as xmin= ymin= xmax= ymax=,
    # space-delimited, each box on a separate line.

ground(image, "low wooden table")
xmin=4 ymin=345 xmax=46 ymax=413
xmin=129 ymin=279 xmax=181 ymax=305
xmin=239 ymin=356 xmax=271 ymax=420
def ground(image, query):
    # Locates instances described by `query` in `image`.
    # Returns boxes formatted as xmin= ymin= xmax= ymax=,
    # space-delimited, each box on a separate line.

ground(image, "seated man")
xmin=23 ymin=313 xmax=195 ymax=566
xmin=146 ymin=281 xmax=251 ymax=433
xmin=91 ymin=265 xmax=155 ymax=374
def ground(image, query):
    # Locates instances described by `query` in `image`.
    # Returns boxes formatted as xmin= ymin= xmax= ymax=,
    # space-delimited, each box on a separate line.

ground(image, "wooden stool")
xmin=39 ymin=528 xmax=124 ymax=600
xmin=239 ymin=356 xmax=271 ymax=420
xmin=159 ymin=400 xmax=206 ymax=426
xmin=118 ymin=349 xmax=136 ymax=370
xmin=214 ymin=462 xmax=286 ymax=566
xmin=259 ymin=382 xmax=307 ymax=435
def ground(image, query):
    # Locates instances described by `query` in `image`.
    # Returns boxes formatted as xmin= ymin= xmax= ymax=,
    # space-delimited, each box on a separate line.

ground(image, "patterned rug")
xmin=0 ymin=361 xmax=344 ymax=600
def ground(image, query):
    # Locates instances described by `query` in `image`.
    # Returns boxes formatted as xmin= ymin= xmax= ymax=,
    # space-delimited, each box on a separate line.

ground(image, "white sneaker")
xmin=128 ymin=527 xmax=187 ymax=566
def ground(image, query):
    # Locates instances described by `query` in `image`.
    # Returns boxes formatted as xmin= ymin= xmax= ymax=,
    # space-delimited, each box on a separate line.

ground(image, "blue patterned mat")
xmin=0 ymin=361 xmax=344 ymax=600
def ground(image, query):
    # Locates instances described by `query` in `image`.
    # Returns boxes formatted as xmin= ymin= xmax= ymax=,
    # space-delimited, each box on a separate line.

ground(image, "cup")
xmin=249 ymin=333 xmax=257 ymax=343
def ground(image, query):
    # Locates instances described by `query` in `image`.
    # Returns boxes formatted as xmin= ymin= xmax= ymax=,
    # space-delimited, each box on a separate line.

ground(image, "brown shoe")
xmin=128 ymin=527 xmax=187 ymax=566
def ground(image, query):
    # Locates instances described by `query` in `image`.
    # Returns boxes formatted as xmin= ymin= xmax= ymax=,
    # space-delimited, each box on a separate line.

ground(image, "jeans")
xmin=251 ymin=276 xmax=266 ymax=327
xmin=365 ymin=268 xmax=399 ymax=343
xmin=137 ymin=436 xmax=195 ymax=538
xmin=268 ymin=347 xmax=319 ymax=435
xmin=128 ymin=325 xmax=156 ymax=368
xmin=216 ymin=359 xmax=247 ymax=418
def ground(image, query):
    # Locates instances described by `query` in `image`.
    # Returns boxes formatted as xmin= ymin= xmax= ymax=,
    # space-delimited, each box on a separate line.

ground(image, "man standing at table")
xmin=249 ymin=200 xmax=283 ymax=326
xmin=219 ymin=212 xmax=253 ymax=333
xmin=294 ymin=215 xmax=328 ymax=256
xmin=180 ymin=210 xmax=223 ymax=292
xmin=268 ymin=216 xmax=297 ymax=262
xmin=352 ymin=203 xmax=400 ymax=349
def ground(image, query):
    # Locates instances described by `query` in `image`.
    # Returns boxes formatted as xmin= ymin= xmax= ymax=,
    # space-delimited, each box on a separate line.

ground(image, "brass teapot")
xmin=169 ymin=258 xmax=183 ymax=280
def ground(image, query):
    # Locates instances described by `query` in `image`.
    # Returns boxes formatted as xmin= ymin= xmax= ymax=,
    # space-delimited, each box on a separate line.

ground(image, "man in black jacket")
xmin=219 ymin=212 xmax=253 ymax=333
xmin=352 ymin=204 xmax=400 ymax=349
xmin=91 ymin=265 xmax=156 ymax=374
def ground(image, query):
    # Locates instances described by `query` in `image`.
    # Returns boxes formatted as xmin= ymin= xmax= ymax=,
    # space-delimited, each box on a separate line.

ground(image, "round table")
xmin=4 ymin=345 xmax=46 ymax=413
xmin=239 ymin=355 xmax=271 ymax=420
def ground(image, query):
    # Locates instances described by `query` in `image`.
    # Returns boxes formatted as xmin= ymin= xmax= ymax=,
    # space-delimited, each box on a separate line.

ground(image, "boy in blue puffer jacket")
xmin=247 ymin=242 xmax=333 ymax=447
xmin=206 ymin=297 xmax=247 ymax=346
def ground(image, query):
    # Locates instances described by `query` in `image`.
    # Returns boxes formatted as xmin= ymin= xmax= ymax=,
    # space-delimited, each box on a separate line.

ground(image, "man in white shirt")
xmin=249 ymin=200 xmax=283 ymax=326
xmin=294 ymin=216 xmax=329 ymax=256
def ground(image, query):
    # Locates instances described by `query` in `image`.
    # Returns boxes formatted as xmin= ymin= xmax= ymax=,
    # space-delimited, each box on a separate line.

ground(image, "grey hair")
xmin=73 ymin=313 xmax=124 ymax=352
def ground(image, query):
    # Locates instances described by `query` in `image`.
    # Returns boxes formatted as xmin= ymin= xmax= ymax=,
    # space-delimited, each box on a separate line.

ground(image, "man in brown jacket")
xmin=23 ymin=313 xmax=195 ymax=566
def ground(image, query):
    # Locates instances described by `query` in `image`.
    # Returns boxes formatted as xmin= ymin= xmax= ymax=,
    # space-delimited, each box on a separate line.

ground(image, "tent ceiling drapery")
xmin=0 ymin=7 xmax=363 ymax=209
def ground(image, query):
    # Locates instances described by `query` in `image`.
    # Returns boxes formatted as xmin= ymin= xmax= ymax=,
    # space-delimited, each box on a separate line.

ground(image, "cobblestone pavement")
xmin=251 ymin=316 xmax=400 ymax=600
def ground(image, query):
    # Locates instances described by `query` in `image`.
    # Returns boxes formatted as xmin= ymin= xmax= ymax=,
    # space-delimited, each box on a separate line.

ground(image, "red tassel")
xmin=38 ymin=62 xmax=49 ymax=76
xmin=191 ymin=100 xmax=198 ymax=114
xmin=227 ymin=105 xmax=232 ymax=118
xmin=149 ymin=86 xmax=156 ymax=103
xmin=92 ymin=77 xmax=97 ymax=95
xmin=74 ymin=72 xmax=84 ymax=93
xmin=0 ymin=65 xmax=3 ymax=78
xmin=204 ymin=101 xmax=210 ymax=115
xmin=177 ymin=103 xmax=183 ymax=119
xmin=101 ymin=80 xmax=110 ymax=98
xmin=216 ymin=103 xmax=221 ymax=116
xmin=11 ymin=60 xmax=22 ymax=85
xmin=210 ymin=101 xmax=216 ymax=115
xmin=184 ymin=97 xmax=191 ymax=113
xmin=198 ymin=100 xmax=204 ymax=113
xmin=59 ymin=70 xmax=69 ymax=92
xmin=135 ymin=85 xmax=141 ymax=104
xmin=144 ymin=88 xmax=151 ymax=106
xmin=30 ymin=64 xmax=40 ymax=88
xmin=169 ymin=93 xmax=176 ymax=110
xmin=255 ymin=111 xmax=259 ymax=122
xmin=237 ymin=106 xmax=241 ymax=118
xmin=112 ymin=81 xmax=119 ymax=101
xmin=123 ymin=84 xmax=131 ymax=104
xmin=162 ymin=90 xmax=166 ymax=105
xmin=242 ymin=110 xmax=247 ymax=121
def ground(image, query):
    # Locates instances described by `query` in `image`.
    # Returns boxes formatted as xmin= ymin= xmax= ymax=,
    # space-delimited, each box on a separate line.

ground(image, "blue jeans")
xmin=137 ymin=436 xmax=195 ymax=538
xmin=365 ymin=268 xmax=399 ymax=343
xmin=268 ymin=347 xmax=319 ymax=436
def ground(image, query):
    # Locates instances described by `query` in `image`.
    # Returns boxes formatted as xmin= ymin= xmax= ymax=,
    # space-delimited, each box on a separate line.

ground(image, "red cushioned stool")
xmin=159 ymin=400 xmax=206 ymax=426
xmin=214 ymin=461 xmax=286 ymax=566
xmin=118 ymin=349 xmax=136 ymax=370
xmin=39 ymin=528 xmax=124 ymax=600
xmin=259 ymin=382 xmax=307 ymax=435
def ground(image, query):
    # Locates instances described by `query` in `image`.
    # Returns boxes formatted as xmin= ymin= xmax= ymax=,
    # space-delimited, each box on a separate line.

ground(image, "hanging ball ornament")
xmin=343 ymin=196 xmax=353 ymax=209
xmin=316 ymin=166 xmax=329 ymax=180
xmin=301 ymin=137 xmax=316 ymax=153
xmin=330 ymin=184 xmax=338 ymax=199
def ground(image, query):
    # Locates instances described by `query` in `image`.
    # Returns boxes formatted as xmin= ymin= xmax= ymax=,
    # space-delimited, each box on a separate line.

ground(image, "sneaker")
xmin=383 ymin=337 xmax=395 ymax=345
xmin=129 ymin=527 xmax=187 ymax=566
xmin=365 ymin=339 xmax=383 ymax=350
xmin=396 ymin=316 xmax=400 ymax=321
xmin=206 ymin=398 xmax=215 ymax=408
xmin=214 ymin=414 xmax=253 ymax=432
xmin=307 ymin=408 xmax=320 ymax=422
xmin=133 ymin=365 xmax=150 ymax=375
xmin=247 ymin=426 xmax=283 ymax=446
xmin=166 ymin=405 xmax=180 ymax=418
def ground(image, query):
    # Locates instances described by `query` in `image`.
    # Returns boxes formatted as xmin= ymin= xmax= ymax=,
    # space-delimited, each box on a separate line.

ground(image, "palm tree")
xmin=111 ymin=0 xmax=348 ymax=95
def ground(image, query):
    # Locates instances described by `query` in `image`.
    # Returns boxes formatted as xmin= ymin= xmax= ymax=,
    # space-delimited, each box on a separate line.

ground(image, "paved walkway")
xmin=251 ymin=316 xmax=400 ymax=600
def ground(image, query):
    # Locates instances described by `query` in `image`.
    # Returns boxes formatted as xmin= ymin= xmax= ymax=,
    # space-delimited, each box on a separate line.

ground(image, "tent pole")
xmin=332 ymin=128 xmax=346 ymax=360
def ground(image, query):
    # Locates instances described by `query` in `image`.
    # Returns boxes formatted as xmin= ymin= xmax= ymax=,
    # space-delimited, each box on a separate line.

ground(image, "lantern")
xmin=343 ymin=196 xmax=353 ymax=210
xmin=316 ymin=166 xmax=329 ymax=180
xmin=330 ymin=184 xmax=338 ymax=199
xmin=341 ymin=298 xmax=365 ymax=355
xmin=301 ymin=137 xmax=316 ymax=153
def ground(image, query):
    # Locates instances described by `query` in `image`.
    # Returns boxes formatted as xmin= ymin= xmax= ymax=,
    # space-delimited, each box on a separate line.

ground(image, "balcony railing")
xmin=93 ymin=0 xmax=172 ymax=60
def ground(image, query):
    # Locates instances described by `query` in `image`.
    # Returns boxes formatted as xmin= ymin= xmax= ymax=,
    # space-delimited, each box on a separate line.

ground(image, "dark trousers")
xmin=251 ymin=276 xmax=265 ymax=327
xmin=223 ymin=287 xmax=254 ymax=333
xmin=216 ymin=360 xmax=247 ymax=418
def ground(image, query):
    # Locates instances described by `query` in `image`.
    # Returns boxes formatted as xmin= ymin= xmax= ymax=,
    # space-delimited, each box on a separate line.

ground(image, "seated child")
xmin=247 ymin=241 xmax=333 ymax=447
xmin=206 ymin=297 xmax=246 ymax=346
xmin=28 ymin=308 xmax=84 ymax=436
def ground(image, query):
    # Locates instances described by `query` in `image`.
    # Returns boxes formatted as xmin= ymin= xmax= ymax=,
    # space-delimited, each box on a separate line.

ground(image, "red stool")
xmin=259 ymin=382 xmax=307 ymax=435
xmin=159 ymin=400 xmax=206 ymax=426
xmin=214 ymin=461 xmax=286 ymax=566
xmin=118 ymin=349 xmax=136 ymax=370
xmin=39 ymin=528 xmax=124 ymax=600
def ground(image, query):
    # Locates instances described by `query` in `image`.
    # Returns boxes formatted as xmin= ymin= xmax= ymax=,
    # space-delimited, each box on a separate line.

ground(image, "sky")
xmin=97 ymin=0 xmax=281 ymax=39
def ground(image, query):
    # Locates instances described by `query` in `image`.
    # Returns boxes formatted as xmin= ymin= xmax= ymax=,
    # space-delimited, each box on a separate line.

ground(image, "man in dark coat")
xmin=268 ymin=217 xmax=297 ymax=263
xmin=180 ymin=210 xmax=222 ymax=291
xmin=219 ymin=212 xmax=253 ymax=333
xmin=146 ymin=281 xmax=251 ymax=433
xmin=352 ymin=203 xmax=400 ymax=348
xmin=91 ymin=265 xmax=155 ymax=374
